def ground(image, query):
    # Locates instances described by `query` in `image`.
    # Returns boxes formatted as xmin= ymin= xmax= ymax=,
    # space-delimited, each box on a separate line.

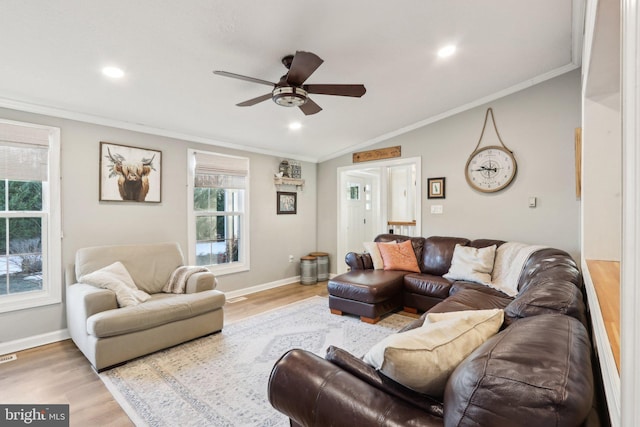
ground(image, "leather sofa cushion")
xmin=450 ymin=281 xmax=512 ymax=298
xmin=86 ymin=290 xmax=226 ymax=338
xmin=404 ymin=273 xmax=452 ymax=299
xmin=421 ymin=236 xmax=470 ymax=276
xmin=444 ymin=314 xmax=593 ymax=427
xmin=427 ymin=288 xmax=512 ymax=314
xmin=325 ymin=346 xmax=444 ymax=417
xmin=468 ymin=238 xmax=505 ymax=249
xmin=517 ymin=248 xmax=581 ymax=293
xmin=328 ymin=270 xmax=405 ymax=303
xmin=505 ymin=278 xmax=587 ymax=325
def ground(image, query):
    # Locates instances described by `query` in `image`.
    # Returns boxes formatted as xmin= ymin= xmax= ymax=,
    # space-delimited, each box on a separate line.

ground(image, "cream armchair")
xmin=66 ymin=242 xmax=225 ymax=371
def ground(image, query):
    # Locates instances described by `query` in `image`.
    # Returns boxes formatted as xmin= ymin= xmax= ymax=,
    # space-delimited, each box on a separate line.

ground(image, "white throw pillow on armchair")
xmin=80 ymin=261 xmax=150 ymax=307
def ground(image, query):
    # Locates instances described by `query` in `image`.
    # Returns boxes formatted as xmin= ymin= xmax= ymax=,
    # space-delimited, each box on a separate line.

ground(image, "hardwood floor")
xmin=0 ymin=281 xmax=338 ymax=427
xmin=0 ymin=338 xmax=133 ymax=426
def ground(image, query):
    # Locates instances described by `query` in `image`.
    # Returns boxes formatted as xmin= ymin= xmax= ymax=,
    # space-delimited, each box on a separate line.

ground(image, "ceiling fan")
xmin=213 ymin=51 xmax=366 ymax=115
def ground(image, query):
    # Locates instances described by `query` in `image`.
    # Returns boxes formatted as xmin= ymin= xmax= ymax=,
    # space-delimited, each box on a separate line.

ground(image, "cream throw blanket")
xmin=163 ymin=266 xmax=210 ymax=294
xmin=490 ymin=242 xmax=547 ymax=297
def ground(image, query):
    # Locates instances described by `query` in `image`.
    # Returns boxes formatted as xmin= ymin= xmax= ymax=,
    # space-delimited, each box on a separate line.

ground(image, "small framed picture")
xmin=277 ymin=191 xmax=297 ymax=214
xmin=427 ymin=177 xmax=446 ymax=199
xmin=100 ymin=142 xmax=162 ymax=203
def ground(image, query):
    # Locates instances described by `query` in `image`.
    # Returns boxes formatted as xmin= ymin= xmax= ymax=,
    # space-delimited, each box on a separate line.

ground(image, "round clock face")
xmin=465 ymin=146 xmax=517 ymax=193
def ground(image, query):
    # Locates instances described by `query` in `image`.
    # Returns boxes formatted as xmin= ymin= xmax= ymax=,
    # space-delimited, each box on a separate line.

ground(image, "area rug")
xmin=99 ymin=296 xmax=412 ymax=427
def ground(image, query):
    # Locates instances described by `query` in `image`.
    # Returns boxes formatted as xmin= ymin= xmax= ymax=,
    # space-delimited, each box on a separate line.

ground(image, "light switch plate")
xmin=431 ymin=205 xmax=443 ymax=214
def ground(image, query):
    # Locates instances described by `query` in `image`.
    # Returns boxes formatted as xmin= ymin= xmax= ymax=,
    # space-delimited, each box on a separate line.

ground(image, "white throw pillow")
xmin=80 ymin=262 xmax=150 ymax=307
xmin=443 ymin=244 xmax=497 ymax=286
xmin=363 ymin=241 xmax=384 ymax=270
xmin=363 ymin=308 xmax=504 ymax=395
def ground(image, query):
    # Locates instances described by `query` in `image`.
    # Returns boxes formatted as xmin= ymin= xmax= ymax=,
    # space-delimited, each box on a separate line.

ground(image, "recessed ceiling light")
xmin=289 ymin=122 xmax=302 ymax=130
xmin=102 ymin=66 xmax=125 ymax=78
xmin=437 ymin=45 xmax=457 ymax=58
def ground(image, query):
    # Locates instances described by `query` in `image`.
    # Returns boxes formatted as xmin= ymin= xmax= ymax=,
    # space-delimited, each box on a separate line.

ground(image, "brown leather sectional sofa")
xmin=268 ymin=235 xmax=597 ymax=426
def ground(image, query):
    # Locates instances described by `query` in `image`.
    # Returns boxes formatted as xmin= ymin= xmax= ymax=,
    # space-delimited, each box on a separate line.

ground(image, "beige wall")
xmin=0 ymin=107 xmax=317 ymax=342
xmin=582 ymin=95 xmax=622 ymax=260
xmin=318 ymin=70 xmax=582 ymax=272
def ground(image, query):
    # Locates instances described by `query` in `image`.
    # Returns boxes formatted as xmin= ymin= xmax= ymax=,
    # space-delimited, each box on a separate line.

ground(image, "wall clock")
xmin=465 ymin=108 xmax=517 ymax=193
xmin=465 ymin=146 xmax=517 ymax=192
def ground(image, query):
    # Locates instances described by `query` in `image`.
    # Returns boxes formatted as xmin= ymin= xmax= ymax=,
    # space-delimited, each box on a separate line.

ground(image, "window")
xmin=187 ymin=150 xmax=249 ymax=275
xmin=0 ymin=119 xmax=61 ymax=313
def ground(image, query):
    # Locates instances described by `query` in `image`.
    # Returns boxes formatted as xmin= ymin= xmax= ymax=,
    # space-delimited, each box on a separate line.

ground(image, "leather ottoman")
xmin=327 ymin=270 xmax=405 ymax=323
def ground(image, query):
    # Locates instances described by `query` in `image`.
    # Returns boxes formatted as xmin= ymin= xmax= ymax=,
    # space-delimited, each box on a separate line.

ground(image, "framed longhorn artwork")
xmin=99 ymin=142 xmax=162 ymax=203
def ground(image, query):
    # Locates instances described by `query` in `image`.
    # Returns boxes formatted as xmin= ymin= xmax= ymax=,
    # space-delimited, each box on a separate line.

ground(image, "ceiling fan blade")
xmin=237 ymin=93 xmax=273 ymax=107
xmin=213 ymin=71 xmax=275 ymax=87
xmin=299 ymin=98 xmax=322 ymax=115
xmin=286 ymin=51 xmax=324 ymax=86
xmin=304 ymin=84 xmax=367 ymax=97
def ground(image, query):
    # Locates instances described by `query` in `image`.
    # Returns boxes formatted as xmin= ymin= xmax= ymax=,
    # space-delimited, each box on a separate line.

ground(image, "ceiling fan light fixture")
xmin=272 ymin=86 xmax=308 ymax=107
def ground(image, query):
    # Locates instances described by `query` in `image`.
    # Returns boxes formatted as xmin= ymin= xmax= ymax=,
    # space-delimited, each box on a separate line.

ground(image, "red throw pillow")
xmin=377 ymin=240 xmax=421 ymax=273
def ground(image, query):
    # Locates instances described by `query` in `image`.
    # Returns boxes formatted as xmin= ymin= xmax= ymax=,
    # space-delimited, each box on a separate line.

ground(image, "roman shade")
xmin=0 ymin=122 xmax=51 ymax=182
xmin=194 ymin=152 xmax=249 ymax=189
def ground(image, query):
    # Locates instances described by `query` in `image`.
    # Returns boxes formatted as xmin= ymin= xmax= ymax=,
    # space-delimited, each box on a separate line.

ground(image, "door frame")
xmin=336 ymin=156 xmax=422 ymax=274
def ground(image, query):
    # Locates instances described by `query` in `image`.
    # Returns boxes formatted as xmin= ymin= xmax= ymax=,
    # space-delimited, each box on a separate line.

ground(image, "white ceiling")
xmin=0 ymin=1 xmax=582 ymax=162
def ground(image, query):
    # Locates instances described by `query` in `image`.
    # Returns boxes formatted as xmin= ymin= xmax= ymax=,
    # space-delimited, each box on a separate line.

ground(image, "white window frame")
xmin=0 ymin=119 xmax=61 ymax=314
xmin=187 ymin=149 xmax=250 ymax=276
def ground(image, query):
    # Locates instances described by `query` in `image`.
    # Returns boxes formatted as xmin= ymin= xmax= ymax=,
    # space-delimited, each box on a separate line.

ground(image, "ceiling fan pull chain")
xmin=472 ymin=107 xmax=513 ymax=152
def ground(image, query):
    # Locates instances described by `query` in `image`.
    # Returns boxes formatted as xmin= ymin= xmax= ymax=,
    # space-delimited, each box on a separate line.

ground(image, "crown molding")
xmin=0 ymin=97 xmax=317 ymax=163
xmin=319 ymin=63 xmax=580 ymax=163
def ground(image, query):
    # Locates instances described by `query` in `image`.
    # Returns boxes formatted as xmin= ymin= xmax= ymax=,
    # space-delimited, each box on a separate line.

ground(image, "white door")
xmin=345 ymin=176 xmax=367 ymax=254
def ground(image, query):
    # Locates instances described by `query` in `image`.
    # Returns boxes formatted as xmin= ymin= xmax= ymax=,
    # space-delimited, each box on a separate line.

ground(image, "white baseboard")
xmin=224 ymin=273 xmax=337 ymax=300
xmin=0 ymin=329 xmax=70 ymax=356
xmin=224 ymin=276 xmax=300 ymax=300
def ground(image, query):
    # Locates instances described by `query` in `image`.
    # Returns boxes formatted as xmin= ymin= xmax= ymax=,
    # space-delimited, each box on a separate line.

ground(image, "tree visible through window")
xmin=189 ymin=150 xmax=249 ymax=274
xmin=194 ymin=187 xmax=241 ymax=265
xmin=0 ymin=180 xmax=43 ymax=295
xmin=0 ymin=119 xmax=61 ymax=313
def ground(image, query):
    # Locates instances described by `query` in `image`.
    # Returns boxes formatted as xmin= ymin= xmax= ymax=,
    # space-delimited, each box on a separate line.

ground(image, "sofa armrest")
xmin=444 ymin=314 xmax=593 ymax=427
xmin=185 ymin=271 xmax=217 ymax=293
xmin=505 ymin=279 xmax=587 ymax=325
xmin=268 ymin=349 xmax=444 ymax=427
xmin=325 ymin=346 xmax=443 ymax=417
xmin=66 ymin=283 xmax=118 ymax=342
xmin=345 ymin=252 xmax=373 ymax=270
xmin=68 ymin=283 xmax=118 ymax=317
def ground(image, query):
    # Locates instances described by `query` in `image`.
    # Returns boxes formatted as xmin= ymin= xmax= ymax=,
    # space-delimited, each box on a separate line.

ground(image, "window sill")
xmin=0 ymin=290 xmax=61 ymax=314
xmin=206 ymin=262 xmax=249 ymax=277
